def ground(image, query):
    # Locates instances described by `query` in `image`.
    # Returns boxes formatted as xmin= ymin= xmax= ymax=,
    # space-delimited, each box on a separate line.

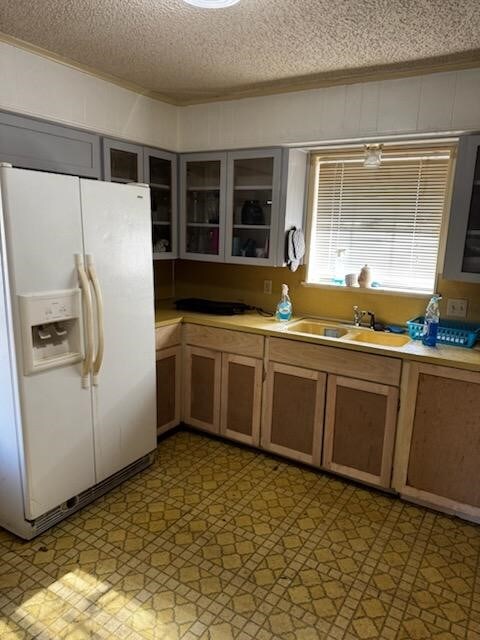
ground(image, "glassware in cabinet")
xmin=226 ymin=150 xmax=281 ymax=265
xmin=145 ymin=149 xmax=177 ymax=259
xmin=180 ymin=154 xmax=226 ymax=261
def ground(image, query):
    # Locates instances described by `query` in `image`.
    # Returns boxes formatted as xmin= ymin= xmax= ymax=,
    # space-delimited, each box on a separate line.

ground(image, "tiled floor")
xmin=1 ymin=430 xmax=480 ymax=640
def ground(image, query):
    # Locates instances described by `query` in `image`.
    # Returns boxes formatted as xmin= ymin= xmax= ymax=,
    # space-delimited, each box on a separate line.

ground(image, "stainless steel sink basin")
xmin=286 ymin=320 xmax=349 ymax=338
xmin=345 ymin=331 xmax=411 ymax=347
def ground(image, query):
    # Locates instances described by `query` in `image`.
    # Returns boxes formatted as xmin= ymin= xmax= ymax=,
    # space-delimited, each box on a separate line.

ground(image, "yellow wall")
xmin=170 ymin=260 xmax=480 ymax=326
xmin=153 ymin=260 xmax=175 ymax=302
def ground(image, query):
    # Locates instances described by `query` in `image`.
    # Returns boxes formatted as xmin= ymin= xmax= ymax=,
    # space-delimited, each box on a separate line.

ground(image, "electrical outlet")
xmin=263 ymin=280 xmax=272 ymax=295
xmin=446 ymin=298 xmax=468 ymax=318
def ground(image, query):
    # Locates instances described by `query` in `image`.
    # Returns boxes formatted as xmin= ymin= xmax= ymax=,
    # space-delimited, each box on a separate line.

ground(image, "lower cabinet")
xmin=156 ymin=346 xmax=181 ymax=435
xmin=220 ymin=354 xmax=263 ymax=446
xmin=184 ymin=345 xmax=222 ymax=434
xmin=393 ymin=362 xmax=480 ymax=521
xmin=322 ymin=375 xmax=398 ymax=488
xmin=261 ymin=362 xmax=326 ymax=465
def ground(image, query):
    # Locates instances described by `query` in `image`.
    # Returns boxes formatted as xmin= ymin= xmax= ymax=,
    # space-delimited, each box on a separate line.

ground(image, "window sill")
xmin=301 ymin=281 xmax=433 ymax=299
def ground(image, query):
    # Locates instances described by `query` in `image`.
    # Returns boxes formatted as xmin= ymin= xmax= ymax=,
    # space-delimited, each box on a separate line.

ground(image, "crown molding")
xmin=2 ymin=32 xmax=480 ymax=108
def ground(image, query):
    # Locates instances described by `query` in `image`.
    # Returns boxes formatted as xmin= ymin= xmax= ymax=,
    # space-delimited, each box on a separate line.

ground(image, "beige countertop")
xmin=155 ymin=308 xmax=480 ymax=372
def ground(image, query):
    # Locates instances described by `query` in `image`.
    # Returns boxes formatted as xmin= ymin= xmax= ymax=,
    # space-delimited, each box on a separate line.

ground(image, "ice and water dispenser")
xmin=18 ymin=289 xmax=83 ymax=374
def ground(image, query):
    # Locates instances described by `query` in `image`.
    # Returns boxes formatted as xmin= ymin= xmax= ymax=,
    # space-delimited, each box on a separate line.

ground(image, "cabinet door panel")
xmin=179 ymin=152 xmax=227 ymax=262
xmin=156 ymin=346 xmax=181 ymax=435
xmin=220 ymin=354 xmax=262 ymax=446
xmin=262 ymin=362 xmax=325 ymax=465
xmin=144 ymin=147 xmax=178 ymax=259
xmin=394 ymin=363 xmax=480 ymax=521
xmin=407 ymin=369 xmax=480 ymax=507
xmin=323 ymin=376 xmax=398 ymax=488
xmin=103 ymin=138 xmax=143 ymax=183
xmin=444 ymin=135 xmax=480 ymax=282
xmin=184 ymin=346 xmax=221 ymax=433
xmin=225 ymin=148 xmax=282 ymax=267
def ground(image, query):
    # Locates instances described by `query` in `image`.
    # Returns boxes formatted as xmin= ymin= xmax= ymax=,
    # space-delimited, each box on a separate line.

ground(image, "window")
xmin=306 ymin=144 xmax=454 ymax=294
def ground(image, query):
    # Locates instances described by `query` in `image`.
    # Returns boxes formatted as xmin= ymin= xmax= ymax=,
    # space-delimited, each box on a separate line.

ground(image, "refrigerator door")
xmin=0 ymin=167 xmax=96 ymax=519
xmin=80 ymin=180 xmax=156 ymax=482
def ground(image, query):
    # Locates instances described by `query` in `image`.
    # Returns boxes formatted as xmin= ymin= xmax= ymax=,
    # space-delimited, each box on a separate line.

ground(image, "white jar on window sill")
xmin=358 ymin=264 xmax=372 ymax=288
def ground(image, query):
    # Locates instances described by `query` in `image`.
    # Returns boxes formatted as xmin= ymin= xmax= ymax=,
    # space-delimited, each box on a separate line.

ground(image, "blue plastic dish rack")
xmin=406 ymin=317 xmax=480 ymax=348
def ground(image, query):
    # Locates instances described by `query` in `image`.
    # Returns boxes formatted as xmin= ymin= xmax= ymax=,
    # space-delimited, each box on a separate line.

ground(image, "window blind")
xmin=307 ymin=148 xmax=452 ymax=293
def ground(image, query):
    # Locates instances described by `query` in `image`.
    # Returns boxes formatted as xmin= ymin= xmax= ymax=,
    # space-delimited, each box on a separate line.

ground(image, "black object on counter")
xmin=175 ymin=298 xmax=255 ymax=315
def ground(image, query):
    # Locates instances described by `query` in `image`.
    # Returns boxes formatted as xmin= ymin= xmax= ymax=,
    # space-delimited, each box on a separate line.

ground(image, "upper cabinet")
xmin=144 ymin=148 xmax=177 ymax=259
xmin=180 ymin=152 xmax=227 ymax=262
xmin=0 ymin=110 xmax=101 ymax=178
xmin=179 ymin=148 xmax=307 ymax=266
xmin=103 ymin=138 xmax=178 ymax=260
xmin=444 ymin=135 xmax=480 ymax=282
xmin=225 ymin=149 xmax=282 ymax=266
xmin=103 ymin=139 xmax=144 ymax=184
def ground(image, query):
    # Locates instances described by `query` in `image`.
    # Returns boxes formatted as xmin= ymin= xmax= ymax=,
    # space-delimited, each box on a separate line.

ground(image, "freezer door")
xmin=0 ymin=167 xmax=96 ymax=519
xmin=80 ymin=179 xmax=156 ymax=482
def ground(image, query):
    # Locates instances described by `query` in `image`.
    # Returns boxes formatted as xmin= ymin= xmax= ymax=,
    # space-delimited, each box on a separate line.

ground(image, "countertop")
xmin=155 ymin=308 xmax=480 ymax=372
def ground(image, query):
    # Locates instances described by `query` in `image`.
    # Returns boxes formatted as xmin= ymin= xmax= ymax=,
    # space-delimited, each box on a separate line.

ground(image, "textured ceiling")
xmin=1 ymin=0 xmax=480 ymax=104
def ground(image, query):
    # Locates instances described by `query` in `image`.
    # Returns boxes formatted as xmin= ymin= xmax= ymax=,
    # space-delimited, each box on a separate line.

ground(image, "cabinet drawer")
xmin=184 ymin=324 xmax=264 ymax=358
xmin=156 ymin=323 xmax=182 ymax=350
xmin=268 ymin=337 xmax=401 ymax=386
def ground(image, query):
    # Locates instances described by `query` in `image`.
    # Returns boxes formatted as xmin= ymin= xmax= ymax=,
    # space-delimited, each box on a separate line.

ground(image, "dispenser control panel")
xmin=18 ymin=289 xmax=83 ymax=375
xmin=19 ymin=290 xmax=79 ymax=325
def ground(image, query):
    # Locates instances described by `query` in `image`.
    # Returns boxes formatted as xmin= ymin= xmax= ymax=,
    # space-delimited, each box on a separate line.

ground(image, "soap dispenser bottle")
xmin=276 ymin=283 xmax=292 ymax=321
xmin=422 ymin=294 xmax=442 ymax=346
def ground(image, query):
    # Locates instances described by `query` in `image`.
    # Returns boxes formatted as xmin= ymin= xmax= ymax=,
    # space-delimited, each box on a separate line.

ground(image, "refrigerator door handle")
xmin=86 ymin=254 xmax=105 ymax=386
xmin=75 ymin=254 xmax=94 ymax=389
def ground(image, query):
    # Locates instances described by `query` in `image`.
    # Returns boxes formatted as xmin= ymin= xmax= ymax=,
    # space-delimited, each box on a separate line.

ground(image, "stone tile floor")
xmin=1 ymin=430 xmax=479 ymax=639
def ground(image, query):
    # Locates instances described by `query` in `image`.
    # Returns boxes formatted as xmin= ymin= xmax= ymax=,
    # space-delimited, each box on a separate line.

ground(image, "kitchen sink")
xmin=286 ymin=320 xmax=350 ymax=338
xmin=345 ymin=331 xmax=411 ymax=347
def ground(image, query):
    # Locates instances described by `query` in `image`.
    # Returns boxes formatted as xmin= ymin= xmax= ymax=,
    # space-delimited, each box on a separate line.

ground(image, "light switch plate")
xmin=446 ymin=298 xmax=468 ymax=318
xmin=263 ymin=280 xmax=272 ymax=295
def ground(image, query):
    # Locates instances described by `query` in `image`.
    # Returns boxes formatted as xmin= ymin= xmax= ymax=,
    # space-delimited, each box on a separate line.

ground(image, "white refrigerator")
xmin=0 ymin=165 xmax=156 ymax=539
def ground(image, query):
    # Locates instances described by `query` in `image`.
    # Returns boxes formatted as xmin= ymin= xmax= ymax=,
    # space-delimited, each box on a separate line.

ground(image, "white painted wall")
xmin=0 ymin=41 xmax=178 ymax=150
xmin=178 ymin=69 xmax=480 ymax=151
xmin=1 ymin=40 xmax=480 ymax=154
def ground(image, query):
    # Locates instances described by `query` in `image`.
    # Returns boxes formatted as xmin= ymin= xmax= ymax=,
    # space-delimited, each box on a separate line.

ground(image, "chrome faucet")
xmin=353 ymin=306 xmax=376 ymax=329
xmin=353 ymin=306 xmax=366 ymax=326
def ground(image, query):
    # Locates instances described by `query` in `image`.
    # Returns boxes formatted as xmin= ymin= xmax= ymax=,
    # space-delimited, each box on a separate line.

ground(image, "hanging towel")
xmin=286 ymin=227 xmax=305 ymax=272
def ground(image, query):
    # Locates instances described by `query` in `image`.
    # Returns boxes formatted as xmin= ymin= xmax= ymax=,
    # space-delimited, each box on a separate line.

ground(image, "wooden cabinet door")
xmin=156 ymin=346 xmax=181 ymax=435
xmin=323 ymin=376 xmax=398 ymax=488
xmin=393 ymin=363 xmax=480 ymax=521
xmin=220 ymin=354 xmax=262 ymax=446
xmin=261 ymin=362 xmax=326 ymax=465
xmin=184 ymin=346 xmax=221 ymax=434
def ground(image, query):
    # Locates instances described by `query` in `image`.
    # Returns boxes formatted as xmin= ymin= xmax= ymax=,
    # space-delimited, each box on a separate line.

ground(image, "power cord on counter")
xmin=254 ymin=307 xmax=274 ymax=317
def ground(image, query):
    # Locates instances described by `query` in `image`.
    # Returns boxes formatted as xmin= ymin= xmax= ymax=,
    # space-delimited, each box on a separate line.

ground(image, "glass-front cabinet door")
xmin=444 ymin=135 xmax=480 ymax=282
xmin=225 ymin=148 xmax=282 ymax=266
xmin=103 ymin=139 xmax=144 ymax=183
xmin=180 ymin=153 xmax=226 ymax=261
xmin=144 ymin=148 xmax=177 ymax=259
